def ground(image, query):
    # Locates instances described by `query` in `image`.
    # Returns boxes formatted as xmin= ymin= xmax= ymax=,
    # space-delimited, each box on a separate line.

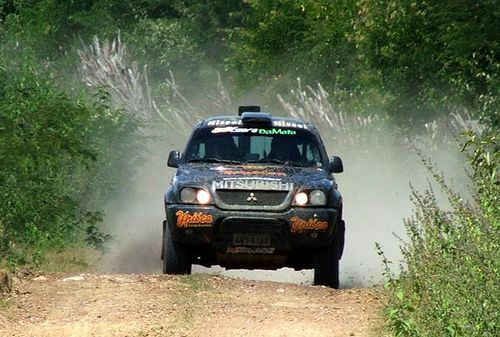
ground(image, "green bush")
xmin=381 ymin=132 xmax=499 ymax=336
xmin=355 ymin=0 xmax=499 ymax=123
xmin=226 ymin=1 xmax=360 ymax=99
xmin=0 ymin=61 xmax=140 ymax=267
xmin=124 ymin=18 xmax=201 ymax=83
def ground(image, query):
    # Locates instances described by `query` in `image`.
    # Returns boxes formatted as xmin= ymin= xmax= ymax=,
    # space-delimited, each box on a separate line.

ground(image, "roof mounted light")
xmin=238 ymin=105 xmax=261 ymax=116
xmin=241 ymin=112 xmax=272 ymax=126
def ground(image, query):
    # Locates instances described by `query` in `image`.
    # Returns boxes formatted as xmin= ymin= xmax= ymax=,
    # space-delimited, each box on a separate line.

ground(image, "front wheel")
xmin=162 ymin=222 xmax=192 ymax=275
xmin=313 ymin=220 xmax=345 ymax=288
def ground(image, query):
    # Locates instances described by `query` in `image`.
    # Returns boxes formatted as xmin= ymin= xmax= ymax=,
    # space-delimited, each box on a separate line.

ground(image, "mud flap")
xmin=161 ymin=220 xmax=166 ymax=260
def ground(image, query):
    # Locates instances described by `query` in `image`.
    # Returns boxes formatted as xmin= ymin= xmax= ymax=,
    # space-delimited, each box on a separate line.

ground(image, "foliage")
xmin=227 ymin=1 xmax=360 ymax=99
xmin=381 ymin=132 xmax=499 ymax=336
xmin=0 ymin=0 xmax=246 ymax=89
xmin=226 ymin=0 xmax=498 ymax=121
xmin=355 ymin=0 xmax=499 ymax=123
xmin=2 ymin=1 xmax=497 ymax=124
xmin=37 ymin=247 xmax=102 ymax=273
xmin=123 ymin=18 xmax=200 ymax=81
xmin=0 ymin=0 xmax=497 ymax=279
xmin=0 ymin=59 xmax=140 ymax=267
xmin=120 ymin=0 xmax=247 ymax=88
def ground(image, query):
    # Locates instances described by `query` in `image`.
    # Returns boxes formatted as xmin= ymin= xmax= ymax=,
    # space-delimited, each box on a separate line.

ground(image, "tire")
xmin=336 ymin=219 xmax=346 ymax=260
xmin=162 ymin=222 xmax=192 ymax=275
xmin=313 ymin=242 xmax=339 ymax=288
xmin=313 ymin=220 xmax=345 ymax=288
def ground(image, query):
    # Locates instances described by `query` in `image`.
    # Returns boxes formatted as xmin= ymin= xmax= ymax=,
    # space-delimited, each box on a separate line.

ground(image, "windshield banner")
xmin=211 ymin=126 xmax=296 ymax=135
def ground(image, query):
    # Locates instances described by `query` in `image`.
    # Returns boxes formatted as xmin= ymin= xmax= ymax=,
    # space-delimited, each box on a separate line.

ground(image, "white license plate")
xmin=233 ymin=233 xmax=271 ymax=247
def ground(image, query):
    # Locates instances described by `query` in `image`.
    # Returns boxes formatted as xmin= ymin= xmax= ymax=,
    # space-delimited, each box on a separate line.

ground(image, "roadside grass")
xmin=38 ymin=246 xmax=102 ymax=273
xmin=0 ymin=269 xmax=13 ymax=310
xmin=0 ymin=296 xmax=12 ymax=310
xmin=136 ymin=274 xmax=211 ymax=337
xmin=0 ymin=246 xmax=102 ymax=274
xmin=380 ymin=132 xmax=499 ymax=337
xmin=180 ymin=273 xmax=216 ymax=292
xmin=0 ymin=246 xmax=100 ymax=310
xmin=147 ymin=273 xmax=217 ymax=336
xmin=175 ymin=274 xmax=216 ymax=325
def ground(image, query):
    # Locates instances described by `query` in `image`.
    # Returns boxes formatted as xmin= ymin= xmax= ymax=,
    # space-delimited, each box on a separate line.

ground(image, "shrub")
xmin=381 ymin=131 xmax=499 ymax=336
xmin=0 ymin=60 xmax=139 ymax=267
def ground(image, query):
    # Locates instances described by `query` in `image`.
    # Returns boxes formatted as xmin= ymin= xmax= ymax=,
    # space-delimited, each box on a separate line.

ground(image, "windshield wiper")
xmin=284 ymin=161 xmax=308 ymax=167
xmin=187 ymin=158 xmax=243 ymax=165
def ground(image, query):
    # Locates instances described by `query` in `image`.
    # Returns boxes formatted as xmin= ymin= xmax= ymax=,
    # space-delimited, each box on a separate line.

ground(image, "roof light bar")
xmin=241 ymin=112 xmax=272 ymax=126
xmin=238 ymin=105 xmax=261 ymax=116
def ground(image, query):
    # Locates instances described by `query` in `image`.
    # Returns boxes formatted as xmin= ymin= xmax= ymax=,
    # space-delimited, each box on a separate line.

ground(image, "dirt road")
xmin=0 ymin=273 xmax=383 ymax=337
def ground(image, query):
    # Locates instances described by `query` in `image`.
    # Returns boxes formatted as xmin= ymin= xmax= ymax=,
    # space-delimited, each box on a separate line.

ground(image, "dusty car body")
xmin=162 ymin=107 xmax=345 ymax=287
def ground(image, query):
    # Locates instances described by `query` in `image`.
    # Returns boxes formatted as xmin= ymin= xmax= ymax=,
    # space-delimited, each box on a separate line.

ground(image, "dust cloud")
xmin=98 ymin=120 xmax=469 ymax=288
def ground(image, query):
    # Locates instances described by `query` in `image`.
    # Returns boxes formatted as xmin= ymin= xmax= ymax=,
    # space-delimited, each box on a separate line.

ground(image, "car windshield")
xmin=183 ymin=126 xmax=325 ymax=168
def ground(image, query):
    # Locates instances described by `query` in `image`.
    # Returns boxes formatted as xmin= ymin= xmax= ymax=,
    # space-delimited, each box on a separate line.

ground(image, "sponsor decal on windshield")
xmin=258 ymin=128 xmax=296 ymax=135
xmin=207 ymin=119 xmax=242 ymax=126
xmin=211 ymin=126 xmax=258 ymax=134
xmin=212 ymin=179 xmax=293 ymax=191
xmin=272 ymin=120 xmax=308 ymax=129
xmin=175 ymin=210 xmax=213 ymax=228
xmin=207 ymin=119 xmax=309 ymax=129
xmin=211 ymin=126 xmax=296 ymax=135
xmin=290 ymin=216 xmax=328 ymax=233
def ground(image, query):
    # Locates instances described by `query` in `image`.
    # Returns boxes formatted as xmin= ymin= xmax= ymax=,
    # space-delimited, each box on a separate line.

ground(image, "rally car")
xmin=162 ymin=106 xmax=345 ymax=288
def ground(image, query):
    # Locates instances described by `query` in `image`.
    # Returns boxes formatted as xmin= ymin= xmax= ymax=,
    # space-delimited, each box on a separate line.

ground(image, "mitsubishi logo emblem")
xmin=246 ymin=192 xmax=258 ymax=202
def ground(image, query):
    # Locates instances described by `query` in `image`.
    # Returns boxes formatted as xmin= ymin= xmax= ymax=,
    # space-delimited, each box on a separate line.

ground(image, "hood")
xmin=174 ymin=163 xmax=331 ymax=190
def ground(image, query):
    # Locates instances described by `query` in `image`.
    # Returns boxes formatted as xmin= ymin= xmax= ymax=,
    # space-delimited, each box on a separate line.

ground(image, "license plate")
xmin=233 ymin=233 xmax=271 ymax=247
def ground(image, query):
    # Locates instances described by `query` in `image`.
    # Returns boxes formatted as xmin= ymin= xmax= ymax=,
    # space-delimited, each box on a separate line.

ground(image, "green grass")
xmin=38 ymin=247 xmax=102 ymax=273
xmin=180 ymin=273 xmax=215 ymax=292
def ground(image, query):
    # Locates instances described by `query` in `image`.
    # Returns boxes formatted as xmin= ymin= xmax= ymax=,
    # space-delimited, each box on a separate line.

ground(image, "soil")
xmin=0 ymin=272 xmax=383 ymax=337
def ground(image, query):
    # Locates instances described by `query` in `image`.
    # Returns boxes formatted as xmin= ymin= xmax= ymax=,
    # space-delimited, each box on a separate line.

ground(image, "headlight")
xmin=293 ymin=190 xmax=327 ymax=206
xmin=180 ymin=187 xmax=196 ymax=203
xmin=196 ymin=189 xmax=211 ymax=204
xmin=294 ymin=192 xmax=308 ymax=206
xmin=309 ymin=190 xmax=326 ymax=205
xmin=180 ymin=187 xmax=211 ymax=204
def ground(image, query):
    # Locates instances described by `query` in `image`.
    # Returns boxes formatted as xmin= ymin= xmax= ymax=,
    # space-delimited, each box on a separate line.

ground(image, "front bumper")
xmin=165 ymin=204 xmax=340 ymax=251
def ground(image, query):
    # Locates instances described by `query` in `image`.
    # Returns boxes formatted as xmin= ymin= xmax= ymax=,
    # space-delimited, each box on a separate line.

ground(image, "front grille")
xmin=216 ymin=190 xmax=288 ymax=206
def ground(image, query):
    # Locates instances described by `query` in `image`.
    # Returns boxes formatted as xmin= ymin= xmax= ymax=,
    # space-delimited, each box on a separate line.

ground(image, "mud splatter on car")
xmin=162 ymin=106 xmax=345 ymax=288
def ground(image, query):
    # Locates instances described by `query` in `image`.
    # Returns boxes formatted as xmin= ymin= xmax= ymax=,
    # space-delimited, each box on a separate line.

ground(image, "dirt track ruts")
xmin=0 ymin=273 xmax=383 ymax=337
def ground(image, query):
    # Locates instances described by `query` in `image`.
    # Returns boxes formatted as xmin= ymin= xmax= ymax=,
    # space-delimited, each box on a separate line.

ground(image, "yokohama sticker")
xmin=290 ymin=216 xmax=328 ymax=233
xmin=176 ymin=210 xmax=213 ymax=228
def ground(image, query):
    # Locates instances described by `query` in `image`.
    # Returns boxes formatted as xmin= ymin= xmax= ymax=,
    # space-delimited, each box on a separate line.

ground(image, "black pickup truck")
xmin=162 ymin=106 xmax=345 ymax=288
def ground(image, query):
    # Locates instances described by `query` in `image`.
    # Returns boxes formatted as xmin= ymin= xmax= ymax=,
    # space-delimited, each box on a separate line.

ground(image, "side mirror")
xmin=329 ymin=156 xmax=343 ymax=173
xmin=167 ymin=150 xmax=181 ymax=168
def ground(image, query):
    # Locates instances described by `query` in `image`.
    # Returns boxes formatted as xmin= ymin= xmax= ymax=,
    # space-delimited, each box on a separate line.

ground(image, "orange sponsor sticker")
xmin=176 ymin=210 xmax=213 ymax=228
xmin=290 ymin=216 xmax=328 ymax=233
